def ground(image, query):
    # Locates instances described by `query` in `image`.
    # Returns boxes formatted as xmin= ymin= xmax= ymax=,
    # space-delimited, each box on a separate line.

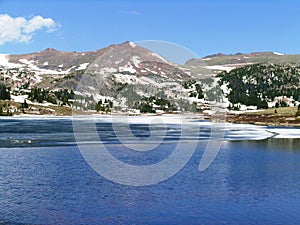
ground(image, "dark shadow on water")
xmin=229 ymin=138 xmax=300 ymax=152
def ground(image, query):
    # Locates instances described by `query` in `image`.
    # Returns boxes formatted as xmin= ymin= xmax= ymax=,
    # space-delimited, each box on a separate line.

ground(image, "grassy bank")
xmin=227 ymin=106 xmax=300 ymax=127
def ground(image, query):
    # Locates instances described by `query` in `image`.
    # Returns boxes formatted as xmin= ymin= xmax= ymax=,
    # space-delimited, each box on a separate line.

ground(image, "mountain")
xmin=89 ymin=42 xmax=186 ymax=75
xmin=7 ymin=47 xmax=102 ymax=71
xmin=3 ymin=41 xmax=188 ymax=76
xmin=186 ymin=52 xmax=300 ymax=73
xmin=1 ymin=42 xmax=300 ymax=116
xmin=0 ymin=41 xmax=200 ymax=114
xmin=0 ymin=41 xmax=191 ymax=89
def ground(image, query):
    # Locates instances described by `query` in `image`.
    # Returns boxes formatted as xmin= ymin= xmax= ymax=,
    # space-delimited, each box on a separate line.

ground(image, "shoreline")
xmin=1 ymin=112 xmax=300 ymax=128
xmin=1 ymin=99 xmax=300 ymax=128
xmin=226 ymin=113 xmax=300 ymax=128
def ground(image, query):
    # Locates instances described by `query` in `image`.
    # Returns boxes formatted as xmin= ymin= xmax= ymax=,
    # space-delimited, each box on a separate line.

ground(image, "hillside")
xmin=0 ymin=41 xmax=206 ymax=115
xmin=217 ymin=64 xmax=300 ymax=110
xmin=185 ymin=52 xmax=300 ymax=74
xmin=1 ymin=43 xmax=300 ymax=117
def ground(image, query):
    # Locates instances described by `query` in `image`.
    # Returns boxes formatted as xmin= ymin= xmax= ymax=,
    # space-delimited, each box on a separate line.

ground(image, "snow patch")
xmin=113 ymin=74 xmax=136 ymax=84
xmin=11 ymin=95 xmax=28 ymax=103
xmin=119 ymin=63 xmax=136 ymax=74
xmin=0 ymin=54 xmax=9 ymax=65
xmin=76 ymin=63 xmax=89 ymax=70
xmin=18 ymin=58 xmax=70 ymax=75
xmin=115 ymin=59 xmax=124 ymax=65
xmin=129 ymin=41 xmax=137 ymax=48
xmin=204 ymin=65 xmax=235 ymax=72
xmin=99 ymin=67 xmax=117 ymax=75
xmin=74 ymin=91 xmax=84 ymax=96
xmin=151 ymin=53 xmax=169 ymax=63
xmin=0 ymin=54 xmax=24 ymax=68
xmin=131 ymin=56 xmax=141 ymax=67
xmin=19 ymin=58 xmax=35 ymax=65
xmin=273 ymin=52 xmax=285 ymax=56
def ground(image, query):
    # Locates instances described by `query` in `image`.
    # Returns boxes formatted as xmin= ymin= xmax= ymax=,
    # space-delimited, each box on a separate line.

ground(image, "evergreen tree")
xmin=296 ymin=105 xmax=300 ymax=117
xmin=22 ymin=100 xmax=29 ymax=109
xmin=0 ymin=83 xmax=11 ymax=100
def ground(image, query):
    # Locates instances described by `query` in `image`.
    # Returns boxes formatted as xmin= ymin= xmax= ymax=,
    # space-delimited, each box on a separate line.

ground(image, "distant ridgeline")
xmin=217 ymin=64 xmax=300 ymax=110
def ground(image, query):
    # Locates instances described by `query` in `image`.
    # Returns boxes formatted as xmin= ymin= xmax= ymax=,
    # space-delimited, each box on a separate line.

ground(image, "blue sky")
xmin=0 ymin=0 xmax=299 ymax=58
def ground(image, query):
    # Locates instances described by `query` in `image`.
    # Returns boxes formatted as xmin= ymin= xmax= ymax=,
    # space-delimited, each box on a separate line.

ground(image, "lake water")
xmin=1 ymin=117 xmax=300 ymax=224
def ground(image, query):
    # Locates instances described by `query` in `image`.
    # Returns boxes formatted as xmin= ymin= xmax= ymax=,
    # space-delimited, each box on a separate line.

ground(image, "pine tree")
xmin=22 ymin=100 xmax=29 ymax=109
xmin=296 ymin=105 xmax=300 ymax=117
xmin=0 ymin=83 xmax=11 ymax=100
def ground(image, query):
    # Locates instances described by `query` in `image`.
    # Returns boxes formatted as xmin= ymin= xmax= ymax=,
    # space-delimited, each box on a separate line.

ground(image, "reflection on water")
xmin=264 ymin=138 xmax=300 ymax=151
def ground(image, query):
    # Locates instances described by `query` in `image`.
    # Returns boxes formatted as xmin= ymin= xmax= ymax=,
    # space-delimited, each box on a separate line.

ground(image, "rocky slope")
xmin=0 ymin=41 xmax=203 ymax=114
xmin=1 ymin=42 xmax=300 ymax=115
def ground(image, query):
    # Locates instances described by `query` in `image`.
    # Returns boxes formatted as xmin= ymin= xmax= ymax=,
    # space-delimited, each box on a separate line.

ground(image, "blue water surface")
xmin=0 ymin=118 xmax=300 ymax=224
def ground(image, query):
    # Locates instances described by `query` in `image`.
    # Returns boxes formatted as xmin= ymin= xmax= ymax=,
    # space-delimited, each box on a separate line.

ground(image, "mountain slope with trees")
xmin=217 ymin=64 xmax=300 ymax=109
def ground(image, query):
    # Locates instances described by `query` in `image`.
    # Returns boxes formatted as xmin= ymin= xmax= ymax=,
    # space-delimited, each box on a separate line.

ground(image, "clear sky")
xmin=0 ymin=0 xmax=299 ymax=57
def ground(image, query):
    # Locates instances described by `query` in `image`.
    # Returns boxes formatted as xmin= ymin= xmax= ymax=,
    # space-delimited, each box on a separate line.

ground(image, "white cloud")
xmin=0 ymin=14 xmax=58 ymax=46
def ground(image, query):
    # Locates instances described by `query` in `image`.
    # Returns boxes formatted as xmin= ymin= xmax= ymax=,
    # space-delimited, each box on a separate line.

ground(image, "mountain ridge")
xmin=1 ymin=41 xmax=300 ymax=116
xmin=187 ymin=51 xmax=300 ymax=68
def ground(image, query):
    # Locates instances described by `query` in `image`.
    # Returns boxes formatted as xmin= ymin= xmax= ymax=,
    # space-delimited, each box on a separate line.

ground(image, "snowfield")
xmin=0 ymin=54 xmax=23 ymax=68
xmin=76 ymin=63 xmax=90 ymax=70
xmin=119 ymin=63 xmax=136 ymax=74
xmin=204 ymin=65 xmax=235 ymax=72
xmin=273 ymin=52 xmax=285 ymax=56
xmin=11 ymin=95 xmax=28 ymax=103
